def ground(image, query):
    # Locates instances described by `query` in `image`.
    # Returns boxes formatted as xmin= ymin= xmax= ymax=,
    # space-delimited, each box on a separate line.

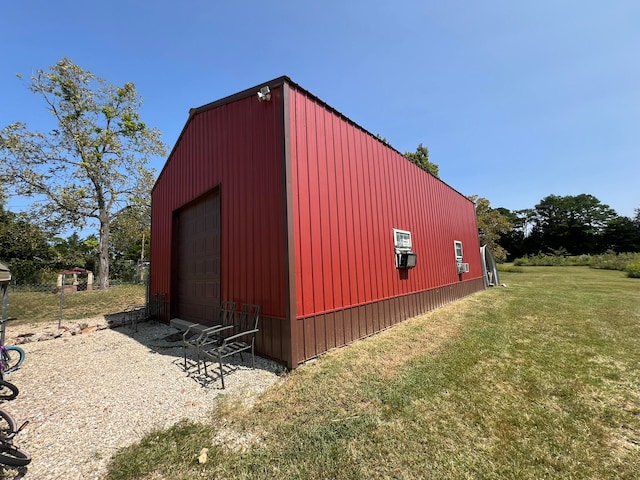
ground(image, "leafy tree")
xmin=404 ymin=143 xmax=439 ymax=177
xmin=0 ymin=58 xmax=165 ymax=288
xmin=497 ymin=199 xmax=639 ymax=258
xmin=468 ymin=196 xmax=512 ymax=262
xmin=602 ymin=216 xmax=640 ymax=252
xmin=494 ymin=208 xmax=532 ymax=261
xmin=0 ymin=207 xmax=54 ymax=283
xmin=51 ymin=233 xmax=99 ymax=272
xmin=109 ymin=203 xmax=150 ymax=282
xmin=110 ymin=205 xmax=149 ymax=261
xmin=530 ymin=194 xmax=617 ymax=255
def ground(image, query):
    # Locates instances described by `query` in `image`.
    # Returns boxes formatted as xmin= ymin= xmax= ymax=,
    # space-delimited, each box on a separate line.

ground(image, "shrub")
xmin=591 ymin=252 xmax=640 ymax=271
xmin=513 ymin=254 xmax=589 ymax=267
xmin=513 ymin=252 xmax=640 ymax=271
xmin=625 ymin=263 xmax=640 ymax=278
xmin=497 ymin=264 xmax=524 ymax=273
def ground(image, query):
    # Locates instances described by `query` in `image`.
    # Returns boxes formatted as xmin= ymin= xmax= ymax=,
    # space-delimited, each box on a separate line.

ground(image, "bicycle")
xmin=0 ymin=345 xmax=25 ymax=376
xmin=0 ymin=408 xmax=30 ymax=467
xmin=0 ymin=381 xmax=18 ymax=401
xmin=0 ymin=344 xmax=24 ymax=400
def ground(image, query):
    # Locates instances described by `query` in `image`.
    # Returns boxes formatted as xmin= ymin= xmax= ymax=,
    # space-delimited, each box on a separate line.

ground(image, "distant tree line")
xmin=494 ymin=194 xmax=639 ymax=261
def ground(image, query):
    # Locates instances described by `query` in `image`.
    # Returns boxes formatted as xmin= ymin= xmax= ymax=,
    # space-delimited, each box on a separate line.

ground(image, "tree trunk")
xmin=98 ymin=213 xmax=110 ymax=289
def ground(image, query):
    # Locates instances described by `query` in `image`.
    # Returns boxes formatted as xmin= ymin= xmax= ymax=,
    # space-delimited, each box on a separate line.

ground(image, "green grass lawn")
xmin=6 ymin=284 xmax=145 ymax=326
xmin=106 ymin=267 xmax=640 ymax=480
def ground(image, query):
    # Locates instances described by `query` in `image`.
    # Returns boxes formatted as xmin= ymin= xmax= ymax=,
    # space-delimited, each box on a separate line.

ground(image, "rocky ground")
xmin=1 ymin=319 xmax=284 ymax=479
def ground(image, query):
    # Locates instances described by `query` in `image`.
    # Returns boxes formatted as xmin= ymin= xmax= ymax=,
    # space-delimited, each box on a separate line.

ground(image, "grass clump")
xmin=590 ymin=252 xmax=640 ymax=270
xmin=106 ymin=268 xmax=640 ymax=479
xmin=513 ymin=253 xmax=592 ymax=267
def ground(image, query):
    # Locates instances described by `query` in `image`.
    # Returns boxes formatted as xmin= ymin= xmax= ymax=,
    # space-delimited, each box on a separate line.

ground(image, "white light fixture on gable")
xmin=257 ymin=86 xmax=271 ymax=102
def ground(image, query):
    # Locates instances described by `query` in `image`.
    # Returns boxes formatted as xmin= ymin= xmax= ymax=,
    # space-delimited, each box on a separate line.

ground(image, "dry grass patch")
xmin=7 ymin=284 xmax=145 ymax=326
xmin=315 ymin=290 xmax=504 ymax=382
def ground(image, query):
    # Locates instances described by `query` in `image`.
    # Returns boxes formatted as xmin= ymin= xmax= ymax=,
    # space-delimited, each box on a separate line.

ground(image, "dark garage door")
xmin=172 ymin=189 xmax=221 ymax=324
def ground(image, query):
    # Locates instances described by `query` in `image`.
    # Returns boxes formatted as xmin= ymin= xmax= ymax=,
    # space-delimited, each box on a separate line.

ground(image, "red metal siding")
xmin=151 ymin=86 xmax=286 ymax=357
xmin=288 ymin=86 xmax=483 ymax=324
xmin=152 ymin=77 xmax=485 ymax=368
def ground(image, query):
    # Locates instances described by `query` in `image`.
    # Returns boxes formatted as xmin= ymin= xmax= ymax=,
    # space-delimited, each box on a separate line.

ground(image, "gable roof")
xmin=152 ymin=76 xmax=473 ymax=205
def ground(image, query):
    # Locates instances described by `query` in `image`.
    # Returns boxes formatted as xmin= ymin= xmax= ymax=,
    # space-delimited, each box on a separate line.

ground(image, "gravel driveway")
xmin=2 ymin=321 xmax=282 ymax=479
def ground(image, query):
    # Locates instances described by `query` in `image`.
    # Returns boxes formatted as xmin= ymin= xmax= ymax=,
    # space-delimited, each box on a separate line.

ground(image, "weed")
xmin=514 ymin=252 xmax=640 ymax=271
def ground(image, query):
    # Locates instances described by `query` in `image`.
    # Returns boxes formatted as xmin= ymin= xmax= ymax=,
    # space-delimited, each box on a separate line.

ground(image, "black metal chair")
xmin=195 ymin=301 xmax=237 ymax=372
xmin=124 ymin=304 xmax=147 ymax=332
xmin=201 ymin=303 xmax=260 ymax=389
xmin=181 ymin=300 xmax=236 ymax=371
xmin=148 ymin=293 xmax=167 ymax=321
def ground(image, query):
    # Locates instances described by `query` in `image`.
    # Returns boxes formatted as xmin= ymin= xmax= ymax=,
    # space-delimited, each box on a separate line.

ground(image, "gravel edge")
xmin=2 ymin=321 xmax=283 ymax=479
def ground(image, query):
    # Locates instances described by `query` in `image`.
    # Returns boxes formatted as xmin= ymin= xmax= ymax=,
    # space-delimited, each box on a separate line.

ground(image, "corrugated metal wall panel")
xmin=151 ymin=86 xmax=286 ymax=362
xmin=288 ymin=85 xmax=483 ymax=323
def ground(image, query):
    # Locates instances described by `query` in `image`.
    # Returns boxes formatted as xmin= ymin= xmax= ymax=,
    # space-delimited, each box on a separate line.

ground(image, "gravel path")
xmin=2 ymin=321 xmax=283 ymax=479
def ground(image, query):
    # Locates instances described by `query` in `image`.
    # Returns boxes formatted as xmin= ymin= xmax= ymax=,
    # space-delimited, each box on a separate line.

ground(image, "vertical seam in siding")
xmin=282 ymin=82 xmax=297 ymax=369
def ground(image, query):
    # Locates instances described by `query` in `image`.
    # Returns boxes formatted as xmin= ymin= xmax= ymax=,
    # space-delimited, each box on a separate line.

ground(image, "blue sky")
xmin=2 ymin=0 xmax=639 ymax=224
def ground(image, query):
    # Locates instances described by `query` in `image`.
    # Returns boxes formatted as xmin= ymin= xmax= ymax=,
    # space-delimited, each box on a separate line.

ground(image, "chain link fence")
xmin=3 ymin=279 xmax=154 ymax=332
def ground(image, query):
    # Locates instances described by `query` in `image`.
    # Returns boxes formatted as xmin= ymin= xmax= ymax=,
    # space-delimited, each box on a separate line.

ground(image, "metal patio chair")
xmin=124 ymin=304 xmax=147 ymax=332
xmin=181 ymin=301 xmax=236 ymax=371
xmin=201 ymin=303 xmax=260 ymax=389
xmin=194 ymin=301 xmax=237 ymax=372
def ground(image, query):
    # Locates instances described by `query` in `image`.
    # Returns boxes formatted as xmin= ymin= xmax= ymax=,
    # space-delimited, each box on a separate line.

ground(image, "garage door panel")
xmin=172 ymin=190 xmax=221 ymax=324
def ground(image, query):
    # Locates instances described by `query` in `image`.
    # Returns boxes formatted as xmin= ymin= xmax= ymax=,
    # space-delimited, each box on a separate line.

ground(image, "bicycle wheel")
xmin=0 ymin=381 xmax=18 ymax=401
xmin=2 ymin=346 xmax=25 ymax=374
xmin=0 ymin=443 xmax=31 ymax=467
xmin=0 ymin=409 xmax=17 ymax=435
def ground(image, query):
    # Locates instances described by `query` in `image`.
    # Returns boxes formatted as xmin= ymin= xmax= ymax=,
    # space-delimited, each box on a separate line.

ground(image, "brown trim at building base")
xmin=255 ymin=315 xmax=288 ymax=367
xmin=157 ymin=278 xmax=485 ymax=370
xmin=295 ymin=278 xmax=486 ymax=366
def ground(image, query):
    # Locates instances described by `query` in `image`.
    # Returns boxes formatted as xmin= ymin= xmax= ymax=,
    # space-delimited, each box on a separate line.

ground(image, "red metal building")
xmin=150 ymin=76 xmax=484 ymax=369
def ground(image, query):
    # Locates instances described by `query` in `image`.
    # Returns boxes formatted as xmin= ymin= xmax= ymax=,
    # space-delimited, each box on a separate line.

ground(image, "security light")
xmin=257 ymin=86 xmax=271 ymax=102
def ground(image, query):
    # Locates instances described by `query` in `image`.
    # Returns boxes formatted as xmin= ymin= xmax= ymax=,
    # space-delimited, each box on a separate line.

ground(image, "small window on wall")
xmin=394 ymin=229 xmax=417 ymax=269
xmin=454 ymin=240 xmax=463 ymax=260
xmin=394 ymin=229 xmax=412 ymax=251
